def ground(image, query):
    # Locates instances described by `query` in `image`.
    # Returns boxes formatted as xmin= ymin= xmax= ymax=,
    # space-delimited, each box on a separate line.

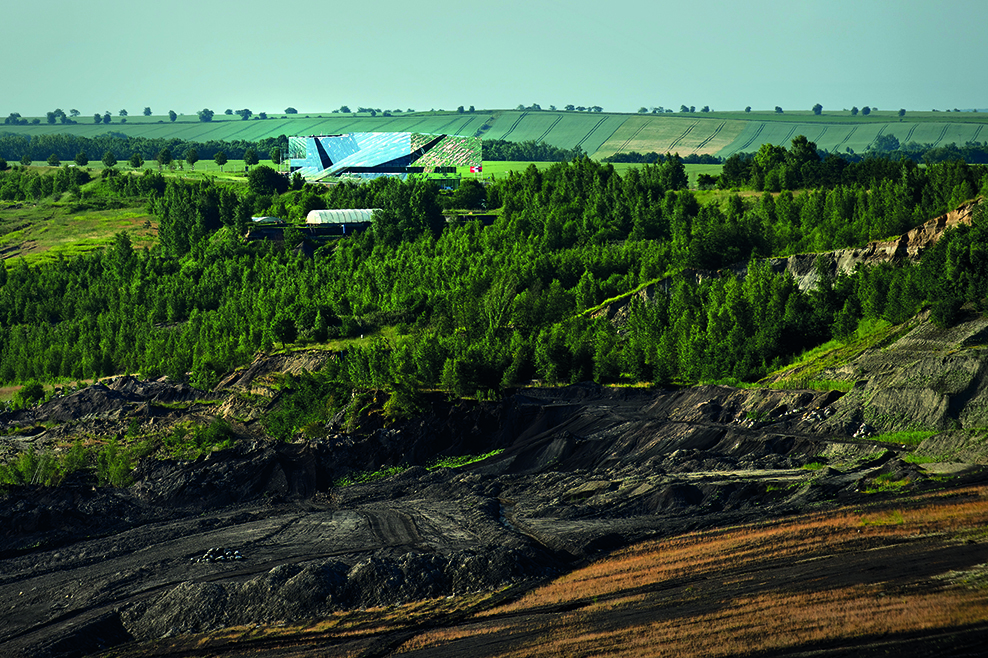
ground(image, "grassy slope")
xmin=0 ymin=193 xmax=155 ymax=267
xmin=7 ymin=109 xmax=988 ymax=163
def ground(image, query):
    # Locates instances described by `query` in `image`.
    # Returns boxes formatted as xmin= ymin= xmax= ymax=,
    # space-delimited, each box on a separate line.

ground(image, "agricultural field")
xmin=477 ymin=111 xmax=628 ymax=154
xmin=5 ymin=109 xmax=988 ymax=166
xmin=593 ymin=115 xmax=747 ymax=158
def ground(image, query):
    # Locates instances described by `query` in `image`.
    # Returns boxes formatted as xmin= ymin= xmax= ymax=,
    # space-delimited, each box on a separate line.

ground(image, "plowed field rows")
xmin=594 ymin=116 xmax=746 ymax=158
xmin=4 ymin=111 xmax=988 ymax=160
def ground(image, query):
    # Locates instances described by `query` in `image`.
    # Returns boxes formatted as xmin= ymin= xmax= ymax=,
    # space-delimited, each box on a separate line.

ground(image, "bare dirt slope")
xmin=3 ymin=365 xmax=987 ymax=656
xmin=5 ymin=307 xmax=988 ymax=655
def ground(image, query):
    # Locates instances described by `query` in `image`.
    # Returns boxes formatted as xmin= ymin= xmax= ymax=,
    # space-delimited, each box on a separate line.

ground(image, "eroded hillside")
xmin=3 ymin=304 xmax=988 ymax=656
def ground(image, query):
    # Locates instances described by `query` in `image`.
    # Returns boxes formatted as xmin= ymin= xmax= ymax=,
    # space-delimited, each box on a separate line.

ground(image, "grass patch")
xmin=577 ymin=275 xmax=668 ymax=319
xmin=766 ymin=481 xmax=801 ymax=493
xmin=427 ymin=449 xmax=504 ymax=470
xmin=333 ymin=465 xmax=409 ymax=488
xmin=872 ymin=430 xmax=939 ymax=446
xmin=162 ymin=419 xmax=237 ymax=460
xmin=865 ymin=472 xmax=911 ymax=494
xmin=0 ymin=199 xmax=154 ymax=266
xmin=802 ymin=462 xmax=826 ymax=470
xmin=761 ymin=317 xmax=912 ymax=389
xmin=334 ymin=449 xmax=506 ymax=487
xmin=859 ymin=509 xmax=906 ymax=525
xmin=0 ymin=437 xmax=134 ymax=490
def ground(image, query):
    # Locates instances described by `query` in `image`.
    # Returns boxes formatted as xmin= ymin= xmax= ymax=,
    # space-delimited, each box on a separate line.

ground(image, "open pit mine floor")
xmin=2 ymin=378 xmax=988 ymax=657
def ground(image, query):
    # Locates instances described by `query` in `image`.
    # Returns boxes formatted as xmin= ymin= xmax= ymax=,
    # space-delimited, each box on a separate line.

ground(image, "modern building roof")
xmin=305 ymin=209 xmax=380 ymax=224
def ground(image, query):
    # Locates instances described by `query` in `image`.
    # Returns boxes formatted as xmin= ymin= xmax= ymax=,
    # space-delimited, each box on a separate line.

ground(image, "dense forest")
xmin=2 ymin=136 xmax=988 ymax=433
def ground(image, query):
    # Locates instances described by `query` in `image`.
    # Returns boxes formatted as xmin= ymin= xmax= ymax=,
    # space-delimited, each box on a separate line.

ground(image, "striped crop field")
xmin=593 ymin=115 xmax=747 ymax=158
xmin=716 ymin=119 xmax=988 ymax=157
xmin=5 ymin=109 xmax=988 ymax=160
xmin=478 ymin=111 xmax=626 ymax=154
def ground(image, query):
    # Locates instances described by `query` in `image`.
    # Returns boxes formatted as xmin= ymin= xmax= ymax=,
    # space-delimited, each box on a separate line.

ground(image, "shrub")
xmin=11 ymin=381 xmax=45 ymax=410
xmin=96 ymin=438 xmax=133 ymax=487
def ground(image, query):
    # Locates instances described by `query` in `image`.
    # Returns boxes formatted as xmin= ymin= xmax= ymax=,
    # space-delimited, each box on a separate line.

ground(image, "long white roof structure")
xmin=305 ymin=209 xmax=380 ymax=224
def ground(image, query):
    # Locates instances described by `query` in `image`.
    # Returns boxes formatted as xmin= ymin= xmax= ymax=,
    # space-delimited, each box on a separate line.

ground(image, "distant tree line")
xmin=602 ymin=152 xmax=722 ymax=165
xmin=482 ymin=139 xmax=585 ymax=162
xmin=0 ymin=133 xmax=288 ymax=165
xmin=718 ymin=135 xmax=988 ymax=194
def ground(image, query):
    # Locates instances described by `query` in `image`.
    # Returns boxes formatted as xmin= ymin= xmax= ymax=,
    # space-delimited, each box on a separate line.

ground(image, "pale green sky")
xmin=2 ymin=0 xmax=985 ymax=117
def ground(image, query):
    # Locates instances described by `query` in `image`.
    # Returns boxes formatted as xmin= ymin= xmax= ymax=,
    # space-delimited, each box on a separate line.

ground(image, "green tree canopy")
xmin=12 ymin=381 xmax=44 ymax=410
xmin=214 ymin=151 xmax=228 ymax=171
xmin=74 ymin=151 xmax=89 ymax=167
xmin=155 ymin=147 xmax=172 ymax=171
xmin=143 ymin=107 xmax=152 ymax=116
xmin=247 ymin=165 xmax=289 ymax=195
xmin=812 ymin=103 xmax=823 ymax=115
xmin=129 ymin=153 xmax=144 ymax=169
xmin=102 ymin=151 xmax=117 ymax=169
xmin=244 ymin=147 xmax=258 ymax=169
xmin=184 ymin=147 xmax=199 ymax=171
xmin=168 ymin=110 xmax=177 ymax=122
xmin=271 ymin=311 xmax=298 ymax=348
xmin=869 ymin=133 xmax=900 ymax=152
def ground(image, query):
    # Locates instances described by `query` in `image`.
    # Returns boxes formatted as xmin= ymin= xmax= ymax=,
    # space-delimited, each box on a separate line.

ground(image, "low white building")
xmin=305 ymin=209 xmax=380 ymax=225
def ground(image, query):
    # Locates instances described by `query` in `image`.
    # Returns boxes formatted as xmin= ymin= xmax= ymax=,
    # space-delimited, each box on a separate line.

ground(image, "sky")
xmin=3 ymin=0 xmax=986 ymax=117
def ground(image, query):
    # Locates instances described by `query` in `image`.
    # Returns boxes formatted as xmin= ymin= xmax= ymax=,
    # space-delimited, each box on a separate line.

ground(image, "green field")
xmin=595 ymin=116 xmax=748 ymax=158
xmin=477 ymin=111 xmax=628 ymax=154
xmin=0 ymin=199 xmax=155 ymax=266
xmin=459 ymin=161 xmax=722 ymax=187
xmin=5 ymin=109 xmax=988 ymax=162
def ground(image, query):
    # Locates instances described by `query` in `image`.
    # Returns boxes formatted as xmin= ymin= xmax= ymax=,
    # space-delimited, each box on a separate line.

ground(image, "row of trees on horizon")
xmin=9 ymin=104 xmax=982 ymax=126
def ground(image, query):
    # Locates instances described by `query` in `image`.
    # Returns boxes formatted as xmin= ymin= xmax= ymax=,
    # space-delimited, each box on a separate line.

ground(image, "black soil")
xmin=1 ymin=379 xmax=984 ymax=657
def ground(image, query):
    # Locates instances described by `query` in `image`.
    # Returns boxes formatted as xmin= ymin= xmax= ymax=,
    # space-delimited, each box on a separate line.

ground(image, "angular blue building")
xmin=289 ymin=132 xmax=481 ymax=180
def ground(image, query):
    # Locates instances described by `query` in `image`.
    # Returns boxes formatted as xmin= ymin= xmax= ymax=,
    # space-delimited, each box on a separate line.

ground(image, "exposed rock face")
xmin=807 ymin=310 xmax=988 ymax=441
xmin=213 ymin=350 xmax=334 ymax=391
xmin=599 ymin=199 xmax=982 ymax=324
xmin=766 ymin=199 xmax=980 ymax=291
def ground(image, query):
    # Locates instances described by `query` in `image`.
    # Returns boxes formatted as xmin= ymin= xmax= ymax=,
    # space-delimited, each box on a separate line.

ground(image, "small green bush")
xmin=163 ymin=418 xmax=236 ymax=459
xmin=11 ymin=381 xmax=45 ymax=410
xmin=96 ymin=438 xmax=133 ymax=487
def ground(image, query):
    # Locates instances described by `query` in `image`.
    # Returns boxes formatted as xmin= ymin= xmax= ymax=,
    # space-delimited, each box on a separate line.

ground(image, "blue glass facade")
xmin=290 ymin=132 xmax=480 ymax=180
